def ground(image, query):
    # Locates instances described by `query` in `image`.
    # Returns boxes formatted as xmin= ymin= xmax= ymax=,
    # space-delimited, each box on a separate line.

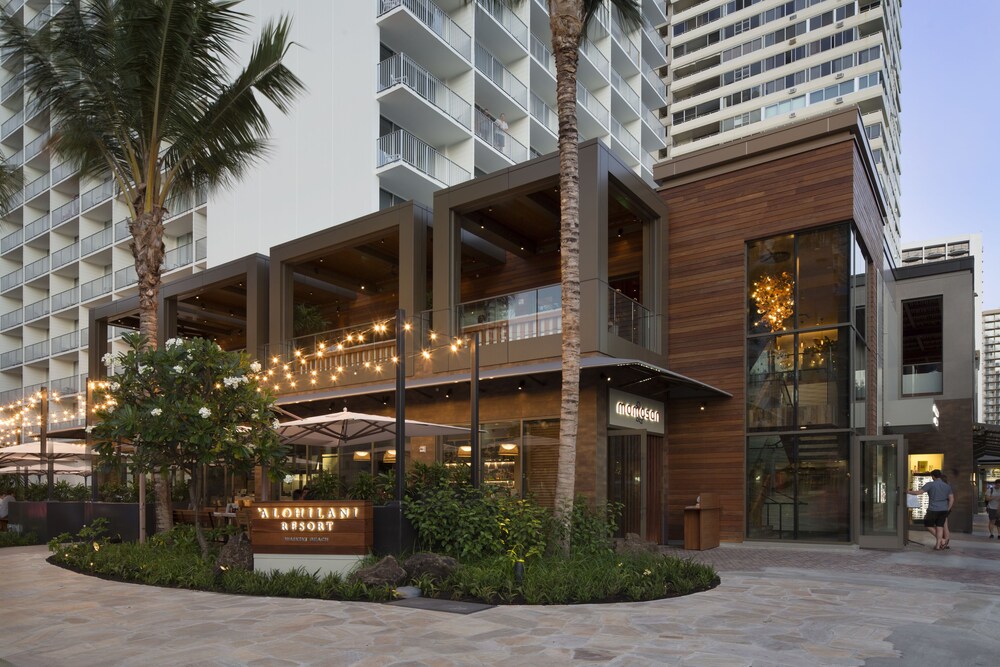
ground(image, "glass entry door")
xmin=608 ymin=431 xmax=643 ymax=539
xmin=852 ymin=435 xmax=906 ymax=549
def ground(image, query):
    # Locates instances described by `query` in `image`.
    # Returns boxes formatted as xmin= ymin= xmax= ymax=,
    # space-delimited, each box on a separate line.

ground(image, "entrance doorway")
xmin=852 ymin=435 xmax=907 ymax=549
xmin=607 ymin=431 xmax=662 ymax=542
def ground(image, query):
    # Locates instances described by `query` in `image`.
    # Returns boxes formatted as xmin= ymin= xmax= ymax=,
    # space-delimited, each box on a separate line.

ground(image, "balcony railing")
xmin=163 ymin=187 xmax=207 ymax=219
xmin=0 ymin=308 xmax=21 ymax=330
xmin=1 ymin=267 xmax=22 ymax=292
xmin=23 ymin=212 xmax=49 ymax=241
xmin=610 ymin=117 xmax=640 ymax=160
xmin=1 ymin=227 xmax=21 ymax=254
xmin=164 ymin=241 xmax=194 ymax=271
xmin=474 ymin=108 xmax=527 ymax=163
xmin=376 ymin=129 xmax=470 ymax=187
xmin=577 ymin=81 xmax=609 ymax=128
xmin=195 ymin=237 xmax=207 ymax=261
xmin=0 ymin=388 xmax=21 ymax=406
xmin=50 ymin=285 xmax=78 ymax=311
xmin=23 ymin=339 xmax=48 ymax=362
xmin=81 ymin=178 xmax=116 ymax=211
xmin=24 ymin=130 xmax=49 ymax=161
xmin=457 ymin=284 xmax=562 ymax=345
xmin=5 ymin=148 xmax=23 ymax=168
xmin=530 ymin=34 xmax=555 ymax=78
xmin=81 ymin=273 xmax=113 ymax=300
xmin=0 ymin=347 xmax=22 ymax=369
xmin=23 ymin=255 xmax=49 ymax=282
xmin=476 ymin=0 xmax=528 ymax=49
xmin=51 ymin=160 xmax=75 ymax=184
xmin=1 ymin=71 xmax=24 ymax=102
xmin=81 ymin=226 xmax=113 ymax=255
xmin=51 ymin=241 xmax=79 ymax=269
xmin=115 ymin=218 xmax=130 ymax=241
xmin=610 ymin=13 xmax=640 ymax=68
xmin=579 ymin=37 xmax=610 ymax=79
xmin=475 ymin=43 xmax=527 ymax=109
xmin=50 ymin=331 xmax=80 ymax=355
xmin=608 ymin=286 xmax=656 ymax=350
xmin=1 ymin=108 xmax=23 ymax=139
xmin=529 ymin=92 xmax=557 ymax=136
xmin=903 ymin=363 xmax=943 ymax=396
xmin=641 ymin=59 xmax=667 ymax=99
xmin=377 ymin=53 xmax=472 ymax=129
xmin=378 ymin=0 xmax=472 ymax=61
xmin=24 ymin=172 xmax=49 ymax=201
xmin=611 ymin=70 xmax=640 ymax=114
xmin=25 ymin=96 xmax=47 ymax=120
xmin=114 ymin=265 xmax=138 ymax=289
xmin=24 ymin=296 xmax=48 ymax=321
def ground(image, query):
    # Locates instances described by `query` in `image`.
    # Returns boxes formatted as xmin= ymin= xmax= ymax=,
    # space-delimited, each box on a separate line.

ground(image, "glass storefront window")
xmin=797 ymin=226 xmax=850 ymax=329
xmin=796 ymin=327 xmax=850 ymax=428
xmin=747 ymin=235 xmax=795 ymax=335
xmin=747 ymin=333 xmax=795 ymax=430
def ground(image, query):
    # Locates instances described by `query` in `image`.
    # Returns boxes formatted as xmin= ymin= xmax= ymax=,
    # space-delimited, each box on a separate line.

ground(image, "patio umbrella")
xmin=0 ymin=460 xmax=92 ymax=476
xmin=276 ymin=408 xmax=469 ymax=447
xmin=0 ymin=441 xmax=92 ymax=465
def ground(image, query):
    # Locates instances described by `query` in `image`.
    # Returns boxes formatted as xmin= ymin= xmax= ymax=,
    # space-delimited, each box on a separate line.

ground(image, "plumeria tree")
xmin=90 ymin=333 xmax=286 ymax=556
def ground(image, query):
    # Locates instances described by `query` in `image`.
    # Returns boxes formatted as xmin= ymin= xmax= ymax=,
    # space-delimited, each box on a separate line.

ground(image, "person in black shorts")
xmin=907 ymin=469 xmax=954 ymax=550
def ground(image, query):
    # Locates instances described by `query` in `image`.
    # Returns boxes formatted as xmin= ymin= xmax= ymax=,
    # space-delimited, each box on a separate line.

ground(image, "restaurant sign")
xmin=250 ymin=501 xmax=373 ymax=555
xmin=609 ymin=389 xmax=664 ymax=435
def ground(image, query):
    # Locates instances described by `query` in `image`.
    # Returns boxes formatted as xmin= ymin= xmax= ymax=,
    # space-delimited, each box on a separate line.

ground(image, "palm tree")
xmin=2 ymin=0 xmax=303 ymax=532
xmin=0 ymin=159 xmax=21 ymax=214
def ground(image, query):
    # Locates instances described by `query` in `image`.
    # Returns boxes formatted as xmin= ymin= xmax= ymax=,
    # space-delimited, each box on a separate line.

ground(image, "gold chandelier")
xmin=751 ymin=271 xmax=795 ymax=331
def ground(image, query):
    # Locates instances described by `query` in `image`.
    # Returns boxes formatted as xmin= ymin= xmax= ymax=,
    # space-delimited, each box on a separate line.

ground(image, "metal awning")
xmin=974 ymin=423 xmax=1000 ymax=461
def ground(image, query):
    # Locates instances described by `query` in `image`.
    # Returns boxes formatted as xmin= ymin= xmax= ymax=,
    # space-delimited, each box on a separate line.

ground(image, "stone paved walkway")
xmin=2 ymin=523 xmax=999 ymax=667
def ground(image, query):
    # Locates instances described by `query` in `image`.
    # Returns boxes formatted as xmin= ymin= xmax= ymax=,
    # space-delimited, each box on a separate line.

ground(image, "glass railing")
xmin=1 ymin=227 xmax=21 ymax=254
xmin=474 ymin=108 xmax=528 ymax=163
xmin=475 ymin=43 xmax=527 ymax=109
xmin=25 ymin=96 xmax=47 ymax=120
xmin=51 ymin=241 xmax=78 ymax=269
xmin=0 ymin=308 xmax=21 ymax=330
xmin=81 ymin=226 xmax=113 ymax=255
xmin=81 ymin=274 xmax=113 ymax=300
xmin=24 ymin=172 xmax=48 ymax=200
xmin=23 ymin=297 xmax=48 ymax=321
xmin=641 ymin=148 xmax=653 ymax=172
xmin=0 ymin=388 xmax=20 ymax=406
xmin=610 ymin=117 xmax=640 ymax=159
xmin=114 ymin=265 xmax=138 ymax=289
xmin=576 ymin=81 xmax=609 ymax=128
xmin=0 ymin=72 xmax=24 ymax=101
xmin=532 ymin=0 xmax=547 ymax=13
xmin=376 ymin=128 xmax=471 ymax=186
xmin=457 ymin=284 xmax=562 ymax=345
xmin=81 ymin=178 xmax=115 ymax=211
xmin=377 ymin=0 xmax=472 ymax=61
xmin=611 ymin=70 xmax=640 ymax=113
xmin=3 ymin=0 xmax=26 ymax=15
xmin=51 ymin=160 xmax=76 ymax=184
xmin=1 ymin=267 xmax=22 ymax=292
xmin=902 ymin=363 xmax=943 ymax=396
xmin=50 ymin=332 xmax=80 ymax=356
xmin=529 ymin=92 xmax=557 ymax=136
xmin=24 ymin=130 xmax=49 ymax=161
xmin=579 ymin=37 xmax=610 ymax=79
xmin=23 ymin=255 xmax=48 ymax=281
xmin=641 ymin=59 xmax=667 ymax=100
xmin=163 ymin=187 xmax=207 ymax=219
xmin=49 ymin=372 xmax=81 ymax=394
xmin=1 ymin=108 xmax=23 ymax=138
xmin=164 ymin=241 xmax=194 ymax=271
xmin=26 ymin=5 xmax=54 ymax=31
xmin=610 ymin=13 xmax=641 ymax=68
xmin=114 ymin=218 xmax=129 ymax=241
xmin=476 ymin=0 xmax=528 ymax=49
xmin=642 ymin=106 xmax=663 ymax=135
xmin=23 ymin=339 xmax=48 ymax=361
xmin=530 ymin=33 xmax=555 ymax=79
xmin=50 ymin=285 xmax=78 ymax=311
xmin=195 ymin=237 xmax=207 ymax=261
xmin=23 ymin=212 xmax=49 ymax=240
xmin=608 ymin=285 xmax=656 ymax=350
xmin=0 ymin=347 xmax=22 ymax=368
xmin=5 ymin=148 xmax=23 ymax=168
xmin=377 ymin=53 xmax=472 ymax=129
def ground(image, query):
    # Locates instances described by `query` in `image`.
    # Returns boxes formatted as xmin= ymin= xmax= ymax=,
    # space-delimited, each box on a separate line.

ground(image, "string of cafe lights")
xmin=0 ymin=389 xmax=87 ymax=447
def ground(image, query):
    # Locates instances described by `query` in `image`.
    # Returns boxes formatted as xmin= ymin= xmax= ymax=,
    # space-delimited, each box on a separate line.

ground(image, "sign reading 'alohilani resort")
xmin=251 ymin=501 xmax=373 ymax=556
xmin=609 ymin=389 xmax=665 ymax=435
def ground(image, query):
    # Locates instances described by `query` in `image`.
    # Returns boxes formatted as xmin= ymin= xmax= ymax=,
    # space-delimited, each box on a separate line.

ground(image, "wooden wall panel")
xmin=661 ymin=139 xmax=866 ymax=542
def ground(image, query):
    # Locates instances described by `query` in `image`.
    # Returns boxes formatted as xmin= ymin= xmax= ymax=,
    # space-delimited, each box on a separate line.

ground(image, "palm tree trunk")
xmin=189 ymin=465 xmax=209 ymax=559
xmin=130 ymin=207 xmax=171 ymax=532
xmin=550 ymin=0 xmax=584 ymax=550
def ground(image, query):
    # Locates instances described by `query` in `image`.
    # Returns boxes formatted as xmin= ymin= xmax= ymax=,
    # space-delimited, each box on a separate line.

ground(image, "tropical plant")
xmin=89 ymin=333 xmax=287 ymax=556
xmin=1 ymin=0 xmax=304 ymax=531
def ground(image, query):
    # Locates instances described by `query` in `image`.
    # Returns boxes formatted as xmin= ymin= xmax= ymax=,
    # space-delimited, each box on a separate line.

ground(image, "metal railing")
xmin=81 ymin=178 xmax=116 ymax=211
xmin=23 ymin=339 xmax=48 ymax=362
xmin=1 ymin=267 xmax=22 ymax=292
xmin=474 ymin=108 xmax=527 ymax=163
xmin=610 ymin=118 xmax=640 ymax=160
xmin=24 ymin=171 xmax=48 ymax=201
xmin=114 ymin=218 xmax=130 ymax=241
xmin=458 ymin=284 xmax=562 ymax=345
xmin=1 ymin=108 xmax=23 ymax=139
xmin=114 ymin=265 xmax=138 ymax=288
xmin=577 ymin=81 xmax=609 ymax=128
xmin=376 ymin=129 xmax=470 ymax=187
xmin=81 ymin=226 xmax=113 ymax=255
xmin=611 ymin=70 xmax=641 ymax=113
xmin=51 ymin=160 xmax=75 ymax=184
xmin=23 ymin=255 xmax=49 ymax=282
xmin=377 ymin=0 xmax=472 ymax=61
xmin=475 ymin=43 xmax=527 ymax=109
xmin=24 ymin=296 xmax=48 ymax=321
xmin=376 ymin=53 xmax=472 ymax=129
xmin=530 ymin=34 xmax=555 ymax=79
xmin=476 ymin=0 xmax=528 ymax=49
xmin=81 ymin=273 xmax=113 ymax=300
xmin=1 ymin=227 xmax=21 ymax=254
xmin=608 ymin=285 xmax=656 ymax=350
xmin=0 ymin=71 xmax=24 ymax=101
xmin=50 ymin=285 xmax=78 ymax=311
xmin=0 ymin=347 xmax=22 ymax=369
xmin=51 ymin=241 xmax=78 ymax=269
xmin=579 ymin=37 xmax=610 ymax=79
xmin=50 ymin=331 xmax=80 ymax=355
xmin=0 ymin=308 xmax=21 ymax=330
xmin=0 ymin=388 xmax=20 ymax=406
xmin=24 ymin=130 xmax=49 ymax=161
xmin=23 ymin=212 xmax=49 ymax=241
xmin=164 ymin=241 xmax=194 ymax=271
xmin=529 ymin=92 xmax=557 ymax=136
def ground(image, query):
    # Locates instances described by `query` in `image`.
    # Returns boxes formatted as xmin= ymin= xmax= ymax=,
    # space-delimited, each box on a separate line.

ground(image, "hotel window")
xmin=901 ymin=297 xmax=943 ymax=396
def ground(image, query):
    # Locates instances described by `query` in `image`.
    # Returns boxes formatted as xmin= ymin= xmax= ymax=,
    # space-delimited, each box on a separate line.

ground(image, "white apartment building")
xmin=983 ymin=308 xmax=1000 ymax=425
xmin=0 ymin=0 xmax=671 ymax=441
xmin=664 ymin=0 xmax=902 ymax=257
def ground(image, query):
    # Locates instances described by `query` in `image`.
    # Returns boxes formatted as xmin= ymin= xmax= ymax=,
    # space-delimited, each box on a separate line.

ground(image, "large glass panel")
xmin=796 ymin=433 xmax=850 ymax=541
xmin=851 ymin=229 xmax=867 ymax=320
xmin=481 ymin=421 xmax=522 ymax=495
xmin=747 ymin=333 xmax=795 ymax=430
xmin=861 ymin=439 xmax=899 ymax=537
xmin=901 ymin=297 xmax=943 ymax=396
xmin=854 ymin=332 xmax=867 ymax=402
xmin=523 ymin=419 xmax=558 ymax=508
xmin=797 ymin=226 xmax=850 ymax=329
xmin=747 ymin=234 xmax=795 ymax=335
xmin=796 ymin=327 xmax=850 ymax=428
xmin=747 ymin=434 xmax=795 ymax=539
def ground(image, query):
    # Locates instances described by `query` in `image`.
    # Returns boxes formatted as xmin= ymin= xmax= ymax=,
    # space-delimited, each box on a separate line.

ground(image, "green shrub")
xmin=0 ymin=531 xmax=38 ymax=547
xmin=304 ymin=470 xmax=343 ymax=500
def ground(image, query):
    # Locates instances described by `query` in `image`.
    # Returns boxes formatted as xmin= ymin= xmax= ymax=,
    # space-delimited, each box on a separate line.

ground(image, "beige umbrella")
xmin=276 ymin=408 xmax=469 ymax=448
xmin=0 ymin=441 xmax=91 ymax=465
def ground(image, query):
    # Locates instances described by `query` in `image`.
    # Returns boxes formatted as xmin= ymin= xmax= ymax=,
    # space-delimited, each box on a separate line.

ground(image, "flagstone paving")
xmin=2 ymin=525 xmax=999 ymax=666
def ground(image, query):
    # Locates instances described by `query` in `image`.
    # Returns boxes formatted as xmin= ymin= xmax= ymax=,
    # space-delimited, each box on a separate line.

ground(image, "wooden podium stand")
xmin=683 ymin=493 xmax=720 ymax=550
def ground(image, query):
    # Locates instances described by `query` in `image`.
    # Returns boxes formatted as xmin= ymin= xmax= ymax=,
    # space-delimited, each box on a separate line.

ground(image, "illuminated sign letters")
xmin=608 ymin=389 xmax=665 ymax=435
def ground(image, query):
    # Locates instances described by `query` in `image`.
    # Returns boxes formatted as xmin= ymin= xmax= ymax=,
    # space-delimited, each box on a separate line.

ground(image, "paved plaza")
xmin=2 ymin=523 xmax=999 ymax=667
